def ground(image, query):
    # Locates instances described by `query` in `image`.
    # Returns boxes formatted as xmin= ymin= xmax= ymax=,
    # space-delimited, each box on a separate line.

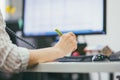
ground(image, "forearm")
xmin=28 ymin=47 xmax=64 ymax=66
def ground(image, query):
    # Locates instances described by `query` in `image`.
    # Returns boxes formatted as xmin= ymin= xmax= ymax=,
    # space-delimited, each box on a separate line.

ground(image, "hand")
xmin=54 ymin=32 xmax=77 ymax=55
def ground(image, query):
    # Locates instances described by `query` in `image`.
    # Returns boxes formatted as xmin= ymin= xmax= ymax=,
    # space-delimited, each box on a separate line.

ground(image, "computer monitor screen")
xmin=23 ymin=0 xmax=106 ymax=37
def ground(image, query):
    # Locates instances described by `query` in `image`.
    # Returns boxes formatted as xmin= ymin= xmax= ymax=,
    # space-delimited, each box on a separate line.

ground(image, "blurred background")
xmin=0 ymin=0 xmax=120 ymax=80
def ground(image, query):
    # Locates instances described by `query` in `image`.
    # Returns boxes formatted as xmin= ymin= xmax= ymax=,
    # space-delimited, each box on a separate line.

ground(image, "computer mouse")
xmin=92 ymin=54 xmax=109 ymax=61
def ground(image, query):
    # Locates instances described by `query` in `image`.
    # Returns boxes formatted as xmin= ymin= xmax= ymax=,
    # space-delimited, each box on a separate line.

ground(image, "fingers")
xmin=61 ymin=32 xmax=76 ymax=40
xmin=69 ymin=32 xmax=76 ymax=37
xmin=64 ymin=32 xmax=77 ymax=51
xmin=68 ymin=36 xmax=77 ymax=51
xmin=69 ymin=32 xmax=77 ymax=40
xmin=56 ymin=32 xmax=77 ymax=55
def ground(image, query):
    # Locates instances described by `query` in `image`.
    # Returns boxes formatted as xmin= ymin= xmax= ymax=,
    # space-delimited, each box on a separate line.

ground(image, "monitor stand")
xmin=75 ymin=35 xmax=87 ymax=56
xmin=71 ymin=42 xmax=87 ymax=56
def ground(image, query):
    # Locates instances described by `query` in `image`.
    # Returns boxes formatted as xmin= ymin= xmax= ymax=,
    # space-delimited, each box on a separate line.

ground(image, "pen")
xmin=55 ymin=29 xmax=63 ymax=36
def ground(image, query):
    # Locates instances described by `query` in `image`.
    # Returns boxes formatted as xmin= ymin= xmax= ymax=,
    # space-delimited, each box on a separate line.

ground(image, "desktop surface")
xmin=26 ymin=53 xmax=120 ymax=73
xmin=26 ymin=62 xmax=120 ymax=73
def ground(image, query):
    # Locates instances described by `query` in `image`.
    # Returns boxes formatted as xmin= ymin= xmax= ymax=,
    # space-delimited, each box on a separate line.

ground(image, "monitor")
xmin=22 ymin=0 xmax=106 ymax=37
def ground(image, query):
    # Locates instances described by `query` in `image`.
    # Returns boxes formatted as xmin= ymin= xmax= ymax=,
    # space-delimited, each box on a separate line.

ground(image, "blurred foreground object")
xmin=100 ymin=46 xmax=113 ymax=56
xmin=6 ymin=5 xmax=16 ymax=15
xmin=84 ymin=45 xmax=113 ymax=56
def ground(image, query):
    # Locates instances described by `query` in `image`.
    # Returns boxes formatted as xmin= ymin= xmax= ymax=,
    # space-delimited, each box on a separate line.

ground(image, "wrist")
xmin=53 ymin=46 xmax=66 ymax=58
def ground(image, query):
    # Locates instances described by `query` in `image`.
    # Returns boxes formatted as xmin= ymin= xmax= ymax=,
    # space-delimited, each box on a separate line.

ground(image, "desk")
xmin=26 ymin=62 xmax=120 ymax=73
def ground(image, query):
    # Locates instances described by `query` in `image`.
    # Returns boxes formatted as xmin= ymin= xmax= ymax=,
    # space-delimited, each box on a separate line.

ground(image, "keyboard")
xmin=56 ymin=53 xmax=120 ymax=62
xmin=56 ymin=56 xmax=93 ymax=62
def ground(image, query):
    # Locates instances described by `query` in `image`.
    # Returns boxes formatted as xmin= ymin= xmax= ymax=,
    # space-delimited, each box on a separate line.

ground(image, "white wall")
xmin=81 ymin=0 xmax=120 ymax=52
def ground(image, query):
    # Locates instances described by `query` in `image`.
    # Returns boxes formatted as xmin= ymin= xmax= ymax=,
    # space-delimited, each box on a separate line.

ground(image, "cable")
xmin=6 ymin=26 xmax=37 ymax=49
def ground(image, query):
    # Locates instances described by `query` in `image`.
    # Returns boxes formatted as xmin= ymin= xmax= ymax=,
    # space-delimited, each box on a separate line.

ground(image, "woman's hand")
xmin=54 ymin=32 xmax=77 ymax=56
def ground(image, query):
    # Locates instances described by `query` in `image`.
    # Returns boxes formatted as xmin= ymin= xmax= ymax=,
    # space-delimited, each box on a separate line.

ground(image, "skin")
xmin=28 ymin=32 xmax=77 ymax=66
